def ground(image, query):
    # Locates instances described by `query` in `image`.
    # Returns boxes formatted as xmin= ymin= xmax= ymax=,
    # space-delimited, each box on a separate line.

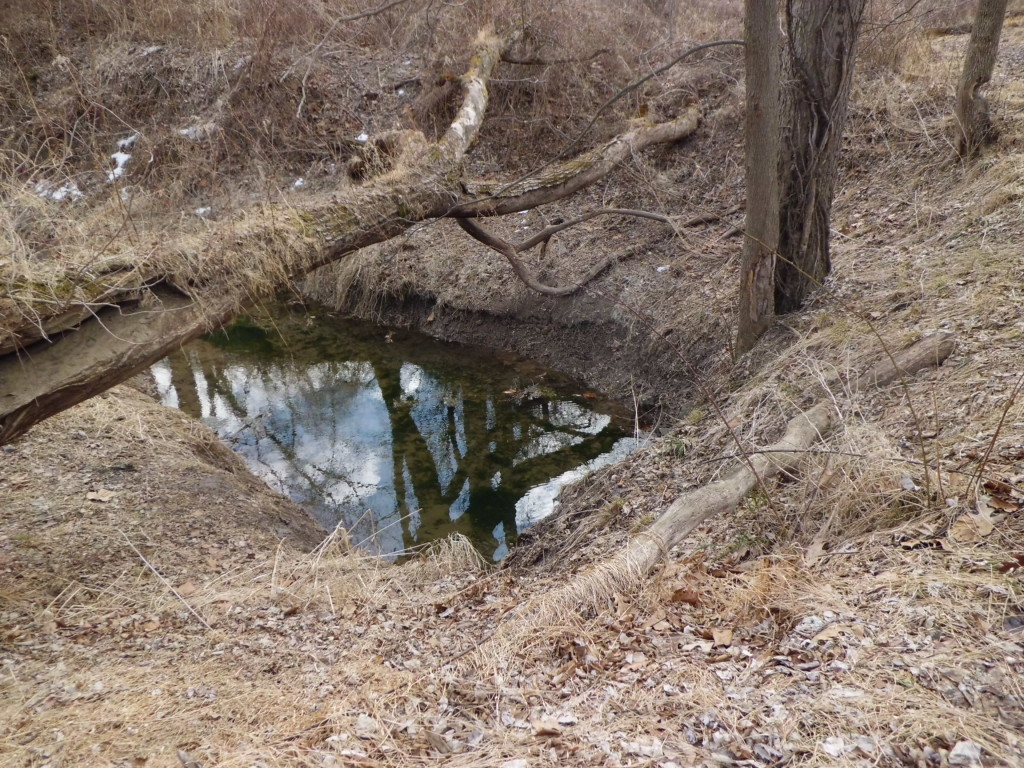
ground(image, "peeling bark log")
xmin=0 ymin=32 xmax=701 ymax=446
xmin=450 ymin=109 xmax=700 ymax=217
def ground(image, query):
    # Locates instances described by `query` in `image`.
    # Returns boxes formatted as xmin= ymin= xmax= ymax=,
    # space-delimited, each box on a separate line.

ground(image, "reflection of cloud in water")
xmin=406 ymin=365 xmax=461 ymax=494
xmin=164 ymin=358 xmax=403 ymax=555
xmin=155 ymin=329 xmax=629 ymax=561
xmin=513 ymin=401 xmax=611 ymax=465
xmin=151 ymin=359 xmax=179 ymax=409
xmin=491 ymin=522 xmax=508 ymax=562
xmin=449 ymin=479 xmax=471 ymax=521
xmin=400 ymin=363 xmax=423 ymax=399
xmin=515 ymin=437 xmax=643 ymax=529
xmin=403 ymin=459 xmax=421 ymax=542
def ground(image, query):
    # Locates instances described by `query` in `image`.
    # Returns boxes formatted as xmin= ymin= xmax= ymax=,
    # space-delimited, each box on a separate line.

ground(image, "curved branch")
xmin=457 ymin=208 xmax=676 ymax=297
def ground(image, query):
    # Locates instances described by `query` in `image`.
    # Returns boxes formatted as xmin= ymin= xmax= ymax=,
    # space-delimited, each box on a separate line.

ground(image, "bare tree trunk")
xmin=735 ymin=0 xmax=782 ymax=356
xmin=774 ymin=0 xmax=867 ymax=314
xmin=955 ymin=0 xmax=1008 ymax=159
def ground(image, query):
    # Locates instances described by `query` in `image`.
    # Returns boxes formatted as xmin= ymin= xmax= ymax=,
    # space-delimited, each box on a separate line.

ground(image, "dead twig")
xmin=121 ymin=531 xmax=212 ymax=630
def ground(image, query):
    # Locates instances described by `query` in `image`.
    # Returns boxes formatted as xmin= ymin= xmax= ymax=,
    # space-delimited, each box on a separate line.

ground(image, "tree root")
xmin=462 ymin=332 xmax=955 ymax=662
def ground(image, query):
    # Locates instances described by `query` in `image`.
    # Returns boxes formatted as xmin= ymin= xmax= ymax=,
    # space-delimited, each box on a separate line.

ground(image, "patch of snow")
xmin=356 ymin=132 xmax=369 ymax=143
xmin=108 ymin=133 xmax=139 ymax=181
xmin=656 ymin=265 xmax=670 ymax=273
xmin=33 ymin=180 xmax=84 ymax=202
xmin=117 ymin=133 xmax=139 ymax=151
xmin=195 ymin=206 xmax=212 ymax=217
xmin=293 ymin=177 xmax=305 ymax=188
xmin=140 ymin=45 xmax=163 ymax=57
xmin=108 ymin=152 xmax=132 ymax=181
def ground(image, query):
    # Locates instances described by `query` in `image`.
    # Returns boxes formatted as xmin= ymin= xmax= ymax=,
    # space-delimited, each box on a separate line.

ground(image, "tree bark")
xmin=774 ymin=0 xmax=867 ymax=314
xmin=735 ymin=0 xmax=783 ymax=356
xmin=955 ymin=0 xmax=1008 ymax=159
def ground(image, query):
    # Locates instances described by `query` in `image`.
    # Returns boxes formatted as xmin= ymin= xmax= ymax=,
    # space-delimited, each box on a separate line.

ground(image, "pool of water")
xmin=152 ymin=304 xmax=639 ymax=560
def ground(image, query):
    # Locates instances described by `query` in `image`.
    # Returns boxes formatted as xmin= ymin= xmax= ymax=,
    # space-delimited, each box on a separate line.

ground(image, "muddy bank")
xmin=300 ymin=265 xmax=734 ymax=425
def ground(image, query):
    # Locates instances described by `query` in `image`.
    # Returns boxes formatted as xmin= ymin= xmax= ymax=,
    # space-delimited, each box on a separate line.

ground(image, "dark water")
xmin=152 ymin=305 xmax=638 ymax=560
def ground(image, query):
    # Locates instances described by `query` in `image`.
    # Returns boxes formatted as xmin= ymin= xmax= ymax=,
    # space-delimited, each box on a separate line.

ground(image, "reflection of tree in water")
xmin=155 ymin=324 xmax=623 ymax=560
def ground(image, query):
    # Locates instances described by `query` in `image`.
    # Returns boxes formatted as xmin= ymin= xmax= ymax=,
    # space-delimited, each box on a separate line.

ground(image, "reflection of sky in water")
xmin=155 ymin=313 xmax=636 ymax=560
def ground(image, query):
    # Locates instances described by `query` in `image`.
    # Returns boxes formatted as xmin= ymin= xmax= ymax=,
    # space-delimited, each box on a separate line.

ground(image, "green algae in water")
xmin=153 ymin=304 xmax=636 ymax=560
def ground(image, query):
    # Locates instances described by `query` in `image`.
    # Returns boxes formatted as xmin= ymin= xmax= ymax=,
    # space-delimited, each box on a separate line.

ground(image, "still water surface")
xmin=152 ymin=306 xmax=637 ymax=560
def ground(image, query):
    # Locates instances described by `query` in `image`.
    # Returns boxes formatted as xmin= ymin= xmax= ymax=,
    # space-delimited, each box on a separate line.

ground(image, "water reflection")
xmin=153 ymin=306 xmax=635 ymax=560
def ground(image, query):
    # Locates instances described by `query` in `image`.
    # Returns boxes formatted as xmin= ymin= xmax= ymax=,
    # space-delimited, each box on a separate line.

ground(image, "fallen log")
xmin=0 ymin=33 xmax=702 ymax=446
xmin=467 ymin=332 xmax=955 ymax=653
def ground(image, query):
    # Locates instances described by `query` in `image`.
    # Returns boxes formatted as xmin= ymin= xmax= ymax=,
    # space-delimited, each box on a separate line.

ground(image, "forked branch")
xmin=458 ymin=209 xmax=673 ymax=296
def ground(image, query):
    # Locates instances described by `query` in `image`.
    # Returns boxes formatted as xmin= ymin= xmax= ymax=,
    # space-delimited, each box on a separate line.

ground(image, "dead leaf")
xmin=142 ymin=620 xmax=160 ymax=632
xmin=812 ymin=623 xmax=844 ymax=643
xmin=177 ymin=580 xmax=198 ymax=597
xmin=711 ymin=627 xmax=733 ymax=647
xmin=530 ymin=716 xmax=561 ymax=737
xmin=669 ymin=588 xmax=701 ymax=606
xmin=86 ymin=488 xmax=116 ymax=503
xmin=425 ymin=730 xmax=450 ymax=753
xmin=949 ymin=510 xmax=995 ymax=542
xmin=641 ymin=609 xmax=669 ymax=629
xmin=625 ymin=651 xmax=649 ymax=667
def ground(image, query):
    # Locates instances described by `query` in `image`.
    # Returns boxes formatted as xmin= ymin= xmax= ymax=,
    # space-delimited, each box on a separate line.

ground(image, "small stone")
xmin=793 ymin=615 xmax=826 ymax=637
xmin=821 ymin=736 xmax=846 ymax=757
xmin=949 ymin=741 xmax=982 ymax=767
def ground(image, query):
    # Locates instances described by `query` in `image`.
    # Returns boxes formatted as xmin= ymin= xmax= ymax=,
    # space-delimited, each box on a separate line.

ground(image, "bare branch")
xmin=291 ymin=0 xmax=415 ymax=118
xmin=336 ymin=0 xmax=412 ymax=22
xmin=457 ymin=208 xmax=681 ymax=297
xmin=468 ymin=39 xmax=743 ymax=209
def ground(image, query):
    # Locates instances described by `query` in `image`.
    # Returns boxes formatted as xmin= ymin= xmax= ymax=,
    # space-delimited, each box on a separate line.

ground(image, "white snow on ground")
xmin=107 ymin=133 xmax=139 ymax=181
xmin=356 ymin=132 xmax=369 ymax=142
xmin=33 ymin=180 xmax=84 ymax=202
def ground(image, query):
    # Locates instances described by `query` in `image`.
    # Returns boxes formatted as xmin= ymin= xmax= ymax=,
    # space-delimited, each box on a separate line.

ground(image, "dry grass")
xmin=5 ymin=3 xmax=1024 ymax=766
